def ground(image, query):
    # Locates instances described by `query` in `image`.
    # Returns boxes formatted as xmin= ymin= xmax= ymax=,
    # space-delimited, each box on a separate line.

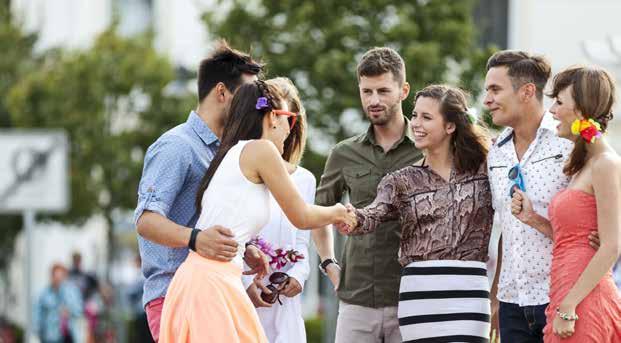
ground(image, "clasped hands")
xmin=334 ymin=203 xmax=358 ymax=235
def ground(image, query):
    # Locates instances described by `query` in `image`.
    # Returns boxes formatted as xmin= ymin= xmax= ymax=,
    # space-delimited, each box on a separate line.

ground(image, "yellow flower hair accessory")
xmin=571 ymin=118 xmax=602 ymax=143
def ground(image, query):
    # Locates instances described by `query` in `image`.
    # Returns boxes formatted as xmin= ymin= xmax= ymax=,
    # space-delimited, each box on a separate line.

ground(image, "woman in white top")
xmin=243 ymin=77 xmax=315 ymax=343
xmin=159 ymin=80 xmax=353 ymax=343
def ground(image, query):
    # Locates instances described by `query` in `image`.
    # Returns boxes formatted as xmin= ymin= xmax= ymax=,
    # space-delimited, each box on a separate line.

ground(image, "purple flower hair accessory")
xmin=256 ymin=97 xmax=269 ymax=110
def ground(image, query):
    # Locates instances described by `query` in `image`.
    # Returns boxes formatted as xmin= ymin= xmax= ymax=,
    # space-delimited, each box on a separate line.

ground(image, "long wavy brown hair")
xmin=414 ymin=85 xmax=490 ymax=174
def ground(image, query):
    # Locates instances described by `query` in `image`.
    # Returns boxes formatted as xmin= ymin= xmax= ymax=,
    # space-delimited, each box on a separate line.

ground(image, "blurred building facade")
xmin=5 ymin=0 xmax=621 ymax=341
xmin=6 ymin=2 xmax=322 ymax=338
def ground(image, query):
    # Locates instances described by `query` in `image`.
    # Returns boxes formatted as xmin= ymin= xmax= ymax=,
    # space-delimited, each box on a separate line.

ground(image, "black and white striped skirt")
xmin=398 ymin=260 xmax=490 ymax=343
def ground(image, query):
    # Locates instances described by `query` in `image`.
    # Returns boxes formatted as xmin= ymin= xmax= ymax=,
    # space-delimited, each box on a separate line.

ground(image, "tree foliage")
xmin=202 ymin=0 xmax=495 ymax=176
xmin=6 ymin=27 xmax=194 ymax=272
xmin=0 ymin=0 xmax=37 ymax=271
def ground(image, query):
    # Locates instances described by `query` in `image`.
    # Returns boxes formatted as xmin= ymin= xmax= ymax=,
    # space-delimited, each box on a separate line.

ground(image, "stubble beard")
xmin=366 ymin=101 xmax=400 ymax=126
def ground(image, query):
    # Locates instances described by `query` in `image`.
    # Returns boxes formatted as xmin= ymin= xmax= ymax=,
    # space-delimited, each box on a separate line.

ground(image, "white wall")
xmin=153 ymin=0 xmax=215 ymax=69
xmin=10 ymin=0 xmax=216 ymax=69
xmin=11 ymin=0 xmax=111 ymax=51
xmin=508 ymin=0 xmax=621 ymax=149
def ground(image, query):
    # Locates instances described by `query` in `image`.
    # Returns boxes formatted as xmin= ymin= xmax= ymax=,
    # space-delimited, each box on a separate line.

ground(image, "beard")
xmin=365 ymin=101 xmax=400 ymax=126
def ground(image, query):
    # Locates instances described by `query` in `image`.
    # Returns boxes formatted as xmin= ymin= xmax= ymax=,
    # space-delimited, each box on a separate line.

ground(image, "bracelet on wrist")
xmin=556 ymin=307 xmax=579 ymax=321
xmin=188 ymin=228 xmax=200 ymax=251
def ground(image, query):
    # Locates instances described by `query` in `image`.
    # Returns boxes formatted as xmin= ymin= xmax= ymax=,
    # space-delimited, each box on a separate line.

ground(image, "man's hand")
xmin=325 ymin=263 xmax=341 ymax=291
xmin=194 ymin=225 xmax=238 ymax=261
xmin=243 ymin=245 xmax=270 ymax=279
xmin=246 ymin=282 xmax=272 ymax=308
xmin=511 ymin=189 xmax=535 ymax=225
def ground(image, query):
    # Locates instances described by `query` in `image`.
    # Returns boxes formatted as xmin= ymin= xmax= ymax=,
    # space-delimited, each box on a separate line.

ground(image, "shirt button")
xmin=148 ymin=186 xmax=154 ymax=192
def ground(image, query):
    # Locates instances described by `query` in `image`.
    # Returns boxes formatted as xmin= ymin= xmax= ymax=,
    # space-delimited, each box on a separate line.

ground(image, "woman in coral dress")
xmin=513 ymin=65 xmax=621 ymax=342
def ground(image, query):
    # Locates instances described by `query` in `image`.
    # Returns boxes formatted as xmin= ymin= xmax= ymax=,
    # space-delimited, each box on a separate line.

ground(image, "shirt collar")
xmin=188 ymin=111 xmax=219 ymax=147
xmin=358 ymin=116 xmax=414 ymax=146
xmin=495 ymin=111 xmax=557 ymax=148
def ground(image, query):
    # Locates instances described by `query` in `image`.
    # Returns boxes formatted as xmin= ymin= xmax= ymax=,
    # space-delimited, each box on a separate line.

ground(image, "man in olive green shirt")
xmin=315 ymin=47 xmax=422 ymax=343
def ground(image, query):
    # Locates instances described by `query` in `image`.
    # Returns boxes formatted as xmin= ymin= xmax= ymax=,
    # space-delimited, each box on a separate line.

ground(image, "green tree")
xmin=6 ymin=28 xmax=194 ymax=277
xmin=0 ymin=0 xmax=36 ymax=277
xmin=202 ymin=0 xmax=495 ymax=177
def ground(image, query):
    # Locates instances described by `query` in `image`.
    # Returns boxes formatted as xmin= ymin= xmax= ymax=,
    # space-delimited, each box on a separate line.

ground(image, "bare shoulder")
xmin=243 ymin=139 xmax=280 ymax=159
xmin=592 ymin=151 xmax=621 ymax=176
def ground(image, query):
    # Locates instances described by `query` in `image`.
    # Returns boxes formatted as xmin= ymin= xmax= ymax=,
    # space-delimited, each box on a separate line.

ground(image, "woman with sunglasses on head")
xmin=158 ymin=80 xmax=354 ymax=343
xmin=338 ymin=85 xmax=494 ymax=342
xmin=241 ymin=77 xmax=315 ymax=343
xmin=511 ymin=66 xmax=621 ymax=342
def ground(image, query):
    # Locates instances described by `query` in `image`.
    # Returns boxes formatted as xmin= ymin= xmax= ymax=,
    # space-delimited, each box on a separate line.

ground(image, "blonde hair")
xmin=265 ymin=77 xmax=307 ymax=165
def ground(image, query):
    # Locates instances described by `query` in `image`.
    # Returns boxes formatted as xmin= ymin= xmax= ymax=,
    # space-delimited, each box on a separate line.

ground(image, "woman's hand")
xmin=333 ymin=203 xmax=356 ymax=227
xmin=242 ymin=245 xmax=271 ymax=279
xmin=333 ymin=204 xmax=357 ymax=234
xmin=281 ymin=277 xmax=303 ymax=298
xmin=246 ymin=281 xmax=273 ymax=308
xmin=553 ymin=304 xmax=577 ymax=339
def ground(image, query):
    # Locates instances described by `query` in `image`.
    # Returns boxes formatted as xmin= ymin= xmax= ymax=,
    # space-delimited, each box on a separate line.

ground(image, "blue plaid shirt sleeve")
xmin=134 ymin=137 xmax=193 ymax=225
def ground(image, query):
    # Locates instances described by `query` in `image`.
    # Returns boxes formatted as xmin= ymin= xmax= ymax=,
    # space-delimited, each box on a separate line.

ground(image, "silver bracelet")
xmin=556 ymin=307 xmax=579 ymax=321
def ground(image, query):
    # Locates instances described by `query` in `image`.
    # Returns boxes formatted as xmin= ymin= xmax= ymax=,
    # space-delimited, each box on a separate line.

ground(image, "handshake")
xmin=333 ymin=203 xmax=358 ymax=235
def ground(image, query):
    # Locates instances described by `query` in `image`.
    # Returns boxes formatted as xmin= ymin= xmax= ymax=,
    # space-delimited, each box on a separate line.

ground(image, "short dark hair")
xmin=486 ymin=50 xmax=551 ymax=101
xmin=197 ymin=40 xmax=263 ymax=101
xmin=357 ymin=47 xmax=406 ymax=85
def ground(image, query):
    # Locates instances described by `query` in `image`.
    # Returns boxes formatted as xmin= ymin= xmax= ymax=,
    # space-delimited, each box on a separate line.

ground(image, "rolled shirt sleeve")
xmin=134 ymin=137 xmax=192 ymax=225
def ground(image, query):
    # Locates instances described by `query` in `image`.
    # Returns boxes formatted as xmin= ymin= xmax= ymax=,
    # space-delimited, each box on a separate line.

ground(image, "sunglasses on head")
xmin=508 ymin=164 xmax=526 ymax=197
xmin=260 ymin=271 xmax=290 ymax=305
xmin=273 ymin=110 xmax=298 ymax=130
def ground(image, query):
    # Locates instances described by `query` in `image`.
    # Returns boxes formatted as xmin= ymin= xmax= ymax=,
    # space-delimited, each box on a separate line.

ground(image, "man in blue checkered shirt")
xmin=134 ymin=40 xmax=266 ymax=341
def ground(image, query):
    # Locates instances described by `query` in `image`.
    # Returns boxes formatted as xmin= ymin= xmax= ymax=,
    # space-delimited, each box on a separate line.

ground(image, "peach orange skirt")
xmin=159 ymin=251 xmax=268 ymax=343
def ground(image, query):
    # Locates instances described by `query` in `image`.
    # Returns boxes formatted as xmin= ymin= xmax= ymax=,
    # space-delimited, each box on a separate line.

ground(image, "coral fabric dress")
xmin=544 ymin=189 xmax=621 ymax=342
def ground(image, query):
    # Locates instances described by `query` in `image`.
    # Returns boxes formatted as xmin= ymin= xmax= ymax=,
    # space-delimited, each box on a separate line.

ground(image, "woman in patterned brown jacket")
xmin=339 ymin=84 xmax=494 ymax=343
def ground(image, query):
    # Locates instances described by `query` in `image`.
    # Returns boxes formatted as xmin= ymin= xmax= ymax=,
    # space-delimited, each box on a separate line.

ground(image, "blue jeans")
xmin=499 ymin=301 xmax=547 ymax=343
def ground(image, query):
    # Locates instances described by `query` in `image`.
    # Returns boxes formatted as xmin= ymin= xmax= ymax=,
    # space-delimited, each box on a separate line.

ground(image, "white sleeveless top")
xmin=195 ymin=140 xmax=270 ymax=267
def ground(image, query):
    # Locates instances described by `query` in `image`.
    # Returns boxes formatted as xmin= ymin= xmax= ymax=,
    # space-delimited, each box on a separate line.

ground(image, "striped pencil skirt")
xmin=398 ymin=260 xmax=491 ymax=343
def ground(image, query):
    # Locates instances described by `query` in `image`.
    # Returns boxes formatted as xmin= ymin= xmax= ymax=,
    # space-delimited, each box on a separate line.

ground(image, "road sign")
xmin=0 ymin=130 xmax=69 ymax=213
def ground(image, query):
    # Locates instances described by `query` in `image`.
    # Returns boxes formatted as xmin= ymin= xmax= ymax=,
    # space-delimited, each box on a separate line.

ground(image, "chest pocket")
xmin=524 ymin=153 xmax=568 ymax=205
xmin=343 ymin=168 xmax=382 ymax=208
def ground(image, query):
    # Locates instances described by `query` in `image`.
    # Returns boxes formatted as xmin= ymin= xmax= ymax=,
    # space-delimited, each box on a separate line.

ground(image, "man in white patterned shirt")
xmin=484 ymin=50 xmax=572 ymax=343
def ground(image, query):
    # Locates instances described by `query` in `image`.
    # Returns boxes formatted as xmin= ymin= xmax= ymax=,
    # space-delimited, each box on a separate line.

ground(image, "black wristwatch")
xmin=188 ymin=228 xmax=201 ymax=251
xmin=319 ymin=258 xmax=339 ymax=275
